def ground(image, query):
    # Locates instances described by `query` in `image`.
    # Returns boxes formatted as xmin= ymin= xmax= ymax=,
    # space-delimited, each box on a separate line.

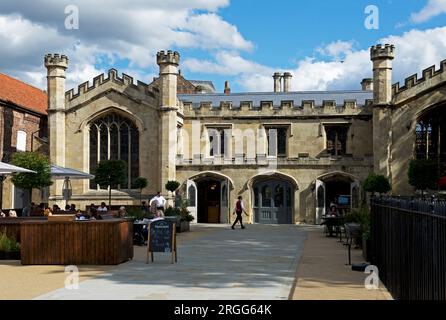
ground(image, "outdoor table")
xmin=321 ymin=216 xmax=344 ymax=237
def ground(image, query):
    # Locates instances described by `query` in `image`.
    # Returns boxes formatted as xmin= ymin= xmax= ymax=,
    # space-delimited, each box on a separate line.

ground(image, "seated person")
xmin=65 ymin=204 xmax=71 ymax=211
xmin=328 ymin=205 xmax=339 ymax=217
xmin=75 ymin=210 xmax=90 ymax=220
xmin=0 ymin=210 xmax=5 ymax=218
xmin=44 ymin=206 xmax=53 ymax=217
xmin=31 ymin=203 xmax=45 ymax=216
xmin=118 ymin=206 xmax=127 ymax=218
xmin=89 ymin=207 xmax=103 ymax=220
xmin=97 ymin=202 xmax=108 ymax=213
xmin=69 ymin=204 xmax=77 ymax=212
xmin=52 ymin=204 xmax=61 ymax=213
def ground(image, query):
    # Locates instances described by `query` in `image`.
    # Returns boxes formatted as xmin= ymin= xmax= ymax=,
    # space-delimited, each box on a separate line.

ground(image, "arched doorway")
xmin=252 ymin=179 xmax=294 ymax=224
xmin=415 ymin=105 xmax=446 ymax=189
xmin=185 ymin=172 xmax=233 ymax=223
xmin=315 ymin=172 xmax=360 ymax=224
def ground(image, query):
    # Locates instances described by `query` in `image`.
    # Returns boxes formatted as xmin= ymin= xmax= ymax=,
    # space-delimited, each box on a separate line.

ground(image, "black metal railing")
xmin=371 ymin=196 xmax=446 ymax=300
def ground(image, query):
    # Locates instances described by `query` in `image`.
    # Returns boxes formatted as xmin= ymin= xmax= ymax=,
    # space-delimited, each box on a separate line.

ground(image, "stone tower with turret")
xmin=370 ymin=44 xmax=395 ymax=177
xmin=156 ymin=50 xmax=179 ymax=197
xmin=45 ymin=54 xmax=68 ymax=201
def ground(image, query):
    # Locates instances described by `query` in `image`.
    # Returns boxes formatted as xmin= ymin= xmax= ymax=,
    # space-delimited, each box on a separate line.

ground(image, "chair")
xmin=343 ymin=223 xmax=361 ymax=265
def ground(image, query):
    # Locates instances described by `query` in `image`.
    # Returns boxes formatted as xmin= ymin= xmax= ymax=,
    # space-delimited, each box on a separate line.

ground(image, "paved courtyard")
xmin=36 ymin=224 xmax=306 ymax=300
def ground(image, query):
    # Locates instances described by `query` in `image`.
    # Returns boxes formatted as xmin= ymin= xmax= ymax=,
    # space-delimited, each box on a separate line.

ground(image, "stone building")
xmin=44 ymin=44 xmax=446 ymax=224
xmin=0 ymin=73 xmax=48 ymax=209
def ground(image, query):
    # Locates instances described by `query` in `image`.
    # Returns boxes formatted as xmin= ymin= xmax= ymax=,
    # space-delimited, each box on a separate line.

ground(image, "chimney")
xmin=273 ymin=72 xmax=282 ymax=92
xmin=361 ymin=78 xmax=373 ymax=91
xmin=283 ymin=72 xmax=292 ymax=92
xmin=224 ymin=81 xmax=231 ymax=94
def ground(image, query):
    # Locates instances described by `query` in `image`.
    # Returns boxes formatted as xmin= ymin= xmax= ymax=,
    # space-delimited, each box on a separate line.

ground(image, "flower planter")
xmin=180 ymin=220 xmax=190 ymax=233
xmin=0 ymin=250 xmax=21 ymax=260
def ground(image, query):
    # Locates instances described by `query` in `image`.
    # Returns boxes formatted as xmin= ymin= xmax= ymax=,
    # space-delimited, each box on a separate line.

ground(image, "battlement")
xmin=44 ymin=53 xmax=69 ymax=68
xmin=156 ymin=50 xmax=180 ymax=66
xmin=392 ymin=59 xmax=446 ymax=96
xmin=65 ymin=68 xmax=153 ymax=101
xmin=370 ymin=44 xmax=395 ymax=61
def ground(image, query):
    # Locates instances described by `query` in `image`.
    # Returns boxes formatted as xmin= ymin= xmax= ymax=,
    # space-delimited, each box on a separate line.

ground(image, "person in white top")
xmin=150 ymin=192 xmax=166 ymax=216
xmin=97 ymin=202 xmax=108 ymax=212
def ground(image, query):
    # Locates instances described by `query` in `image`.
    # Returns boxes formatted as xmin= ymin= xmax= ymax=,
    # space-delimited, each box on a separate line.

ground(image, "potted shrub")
xmin=0 ymin=231 xmax=21 ymax=260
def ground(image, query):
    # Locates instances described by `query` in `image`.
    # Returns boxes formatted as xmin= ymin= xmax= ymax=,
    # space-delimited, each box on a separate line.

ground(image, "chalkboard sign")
xmin=146 ymin=219 xmax=177 ymax=263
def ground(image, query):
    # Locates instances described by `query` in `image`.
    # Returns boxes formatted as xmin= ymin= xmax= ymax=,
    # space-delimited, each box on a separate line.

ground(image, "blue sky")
xmin=0 ymin=0 xmax=445 ymax=93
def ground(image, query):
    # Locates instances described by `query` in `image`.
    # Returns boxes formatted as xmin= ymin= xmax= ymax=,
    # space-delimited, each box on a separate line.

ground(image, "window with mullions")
xmin=267 ymin=127 xmax=288 ymax=157
xmin=89 ymin=112 xmax=140 ymax=190
xmin=325 ymin=125 xmax=349 ymax=156
xmin=208 ymin=128 xmax=227 ymax=157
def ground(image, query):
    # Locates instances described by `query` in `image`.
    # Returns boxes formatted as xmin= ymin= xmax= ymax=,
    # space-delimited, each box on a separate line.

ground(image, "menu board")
xmin=149 ymin=220 xmax=174 ymax=253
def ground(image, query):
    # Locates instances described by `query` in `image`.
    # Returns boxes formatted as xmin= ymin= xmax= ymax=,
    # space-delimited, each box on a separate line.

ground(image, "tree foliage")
xmin=133 ymin=177 xmax=148 ymax=203
xmin=408 ymin=159 xmax=438 ymax=193
xmin=11 ymin=152 xmax=52 ymax=191
xmin=363 ymin=173 xmax=391 ymax=195
xmin=93 ymin=160 xmax=127 ymax=206
xmin=165 ymin=180 xmax=180 ymax=193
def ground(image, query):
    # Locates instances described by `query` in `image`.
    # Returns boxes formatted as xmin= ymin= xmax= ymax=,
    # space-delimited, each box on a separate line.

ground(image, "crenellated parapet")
xmin=156 ymin=50 xmax=180 ymax=66
xmin=65 ymin=68 xmax=154 ymax=101
xmin=370 ymin=44 xmax=395 ymax=61
xmin=44 ymin=53 xmax=69 ymax=69
xmin=392 ymin=59 xmax=446 ymax=98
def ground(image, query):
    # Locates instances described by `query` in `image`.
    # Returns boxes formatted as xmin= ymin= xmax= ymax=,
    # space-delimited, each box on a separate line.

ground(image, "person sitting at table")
xmin=65 ymin=204 xmax=71 ymax=211
xmin=52 ymin=204 xmax=60 ymax=213
xmin=90 ymin=207 xmax=102 ymax=220
xmin=44 ymin=206 xmax=53 ymax=217
xmin=75 ymin=210 xmax=90 ymax=220
xmin=69 ymin=204 xmax=77 ymax=212
xmin=328 ymin=205 xmax=339 ymax=217
xmin=117 ymin=206 xmax=127 ymax=218
xmin=98 ymin=202 xmax=108 ymax=213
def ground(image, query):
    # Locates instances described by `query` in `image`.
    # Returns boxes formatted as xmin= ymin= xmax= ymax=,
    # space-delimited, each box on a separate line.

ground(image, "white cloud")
xmin=316 ymin=40 xmax=355 ymax=60
xmin=0 ymin=0 xmax=250 ymax=88
xmin=182 ymin=27 xmax=446 ymax=92
xmin=410 ymin=0 xmax=446 ymax=23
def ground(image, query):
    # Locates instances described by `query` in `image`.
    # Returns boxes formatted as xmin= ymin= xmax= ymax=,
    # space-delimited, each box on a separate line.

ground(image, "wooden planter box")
xmin=20 ymin=219 xmax=133 ymax=265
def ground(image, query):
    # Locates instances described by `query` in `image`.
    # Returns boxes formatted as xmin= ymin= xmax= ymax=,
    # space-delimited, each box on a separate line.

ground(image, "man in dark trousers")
xmin=232 ymin=196 xmax=249 ymax=229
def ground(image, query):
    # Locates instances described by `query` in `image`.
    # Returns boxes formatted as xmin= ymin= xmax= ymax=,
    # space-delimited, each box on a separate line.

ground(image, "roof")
xmin=0 ymin=73 xmax=47 ymax=115
xmin=178 ymin=90 xmax=373 ymax=108
xmin=188 ymin=80 xmax=216 ymax=93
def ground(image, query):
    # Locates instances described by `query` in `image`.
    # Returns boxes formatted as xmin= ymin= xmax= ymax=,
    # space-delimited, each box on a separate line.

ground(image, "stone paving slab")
xmin=36 ymin=224 xmax=307 ymax=300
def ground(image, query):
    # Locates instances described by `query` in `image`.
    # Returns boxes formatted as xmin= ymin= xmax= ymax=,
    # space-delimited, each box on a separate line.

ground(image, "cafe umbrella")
xmin=0 ymin=161 xmax=36 ymax=209
xmin=50 ymin=165 xmax=95 ymax=205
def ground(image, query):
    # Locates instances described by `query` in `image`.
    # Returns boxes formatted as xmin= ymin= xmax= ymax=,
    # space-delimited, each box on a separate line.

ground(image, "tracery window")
xmin=325 ymin=125 xmax=349 ymax=156
xmin=89 ymin=112 xmax=139 ymax=190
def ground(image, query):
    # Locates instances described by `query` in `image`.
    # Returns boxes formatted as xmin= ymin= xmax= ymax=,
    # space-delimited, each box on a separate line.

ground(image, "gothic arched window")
xmin=89 ymin=112 xmax=140 ymax=190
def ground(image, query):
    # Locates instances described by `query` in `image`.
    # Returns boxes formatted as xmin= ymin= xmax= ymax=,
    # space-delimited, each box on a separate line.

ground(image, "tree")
xmin=165 ymin=180 xmax=180 ymax=193
xmin=11 ymin=152 xmax=52 ymax=205
xmin=363 ymin=173 xmax=391 ymax=196
xmin=133 ymin=177 xmax=148 ymax=204
xmin=93 ymin=160 xmax=127 ymax=207
xmin=408 ymin=159 xmax=438 ymax=195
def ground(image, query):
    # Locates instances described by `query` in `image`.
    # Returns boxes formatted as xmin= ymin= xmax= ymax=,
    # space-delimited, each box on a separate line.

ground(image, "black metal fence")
xmin=371 ymin=196 xmax=446 ymax=300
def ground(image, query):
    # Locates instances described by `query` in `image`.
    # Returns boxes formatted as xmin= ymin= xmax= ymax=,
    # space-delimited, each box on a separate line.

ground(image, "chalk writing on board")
xmin=149 ymin=220 xmax=174 ymax=253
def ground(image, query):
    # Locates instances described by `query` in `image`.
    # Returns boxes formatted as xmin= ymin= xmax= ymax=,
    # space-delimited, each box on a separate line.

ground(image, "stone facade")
xmin=44 ymin=44 xmax=446 ymax=224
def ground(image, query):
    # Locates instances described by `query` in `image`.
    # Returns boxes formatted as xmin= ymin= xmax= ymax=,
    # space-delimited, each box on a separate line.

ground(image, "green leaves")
xmin=93 ymin=160 xmax=127 ymax=188
xmin=165 ymin=180 xmax=180 ymax=193
xmin=363 ymin=173 xmax=391 ymax=195
xmin=133 ymin=177 xmax=148 ymax=190
xmin=11 ymin=152 xmax=52 ymax=190
xmin=408 ymin=159 xmax=438 ymax=191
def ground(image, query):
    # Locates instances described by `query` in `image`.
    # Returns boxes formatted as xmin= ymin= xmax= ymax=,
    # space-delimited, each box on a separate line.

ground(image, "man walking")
xmin=232 ymin=196 xmax=248 ymax=229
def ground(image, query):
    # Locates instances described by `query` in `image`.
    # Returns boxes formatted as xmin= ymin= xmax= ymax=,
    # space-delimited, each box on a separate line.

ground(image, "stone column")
xmin=45 ymin=54 xmax=68 ymax=205
xmin=157 ymin=51 xmax=179 ymax=204
xmin=370 ymin=44 xmax=395 ymax=177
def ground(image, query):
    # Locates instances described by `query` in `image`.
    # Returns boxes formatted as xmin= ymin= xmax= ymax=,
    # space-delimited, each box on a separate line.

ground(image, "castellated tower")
xmin=45 ymin=54 xmax=68 ymax=200
xmin=371 ymin=44 xmax=395 ymax=105
xmin=156 ymin=50 xmax=179 ymax=198
xmin=370 ymin=44 xmax=395 ymax=178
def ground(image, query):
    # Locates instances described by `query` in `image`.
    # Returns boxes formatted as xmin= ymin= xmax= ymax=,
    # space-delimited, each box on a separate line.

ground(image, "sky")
xmin=0 ymin=0 xmax=445 ymax=93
